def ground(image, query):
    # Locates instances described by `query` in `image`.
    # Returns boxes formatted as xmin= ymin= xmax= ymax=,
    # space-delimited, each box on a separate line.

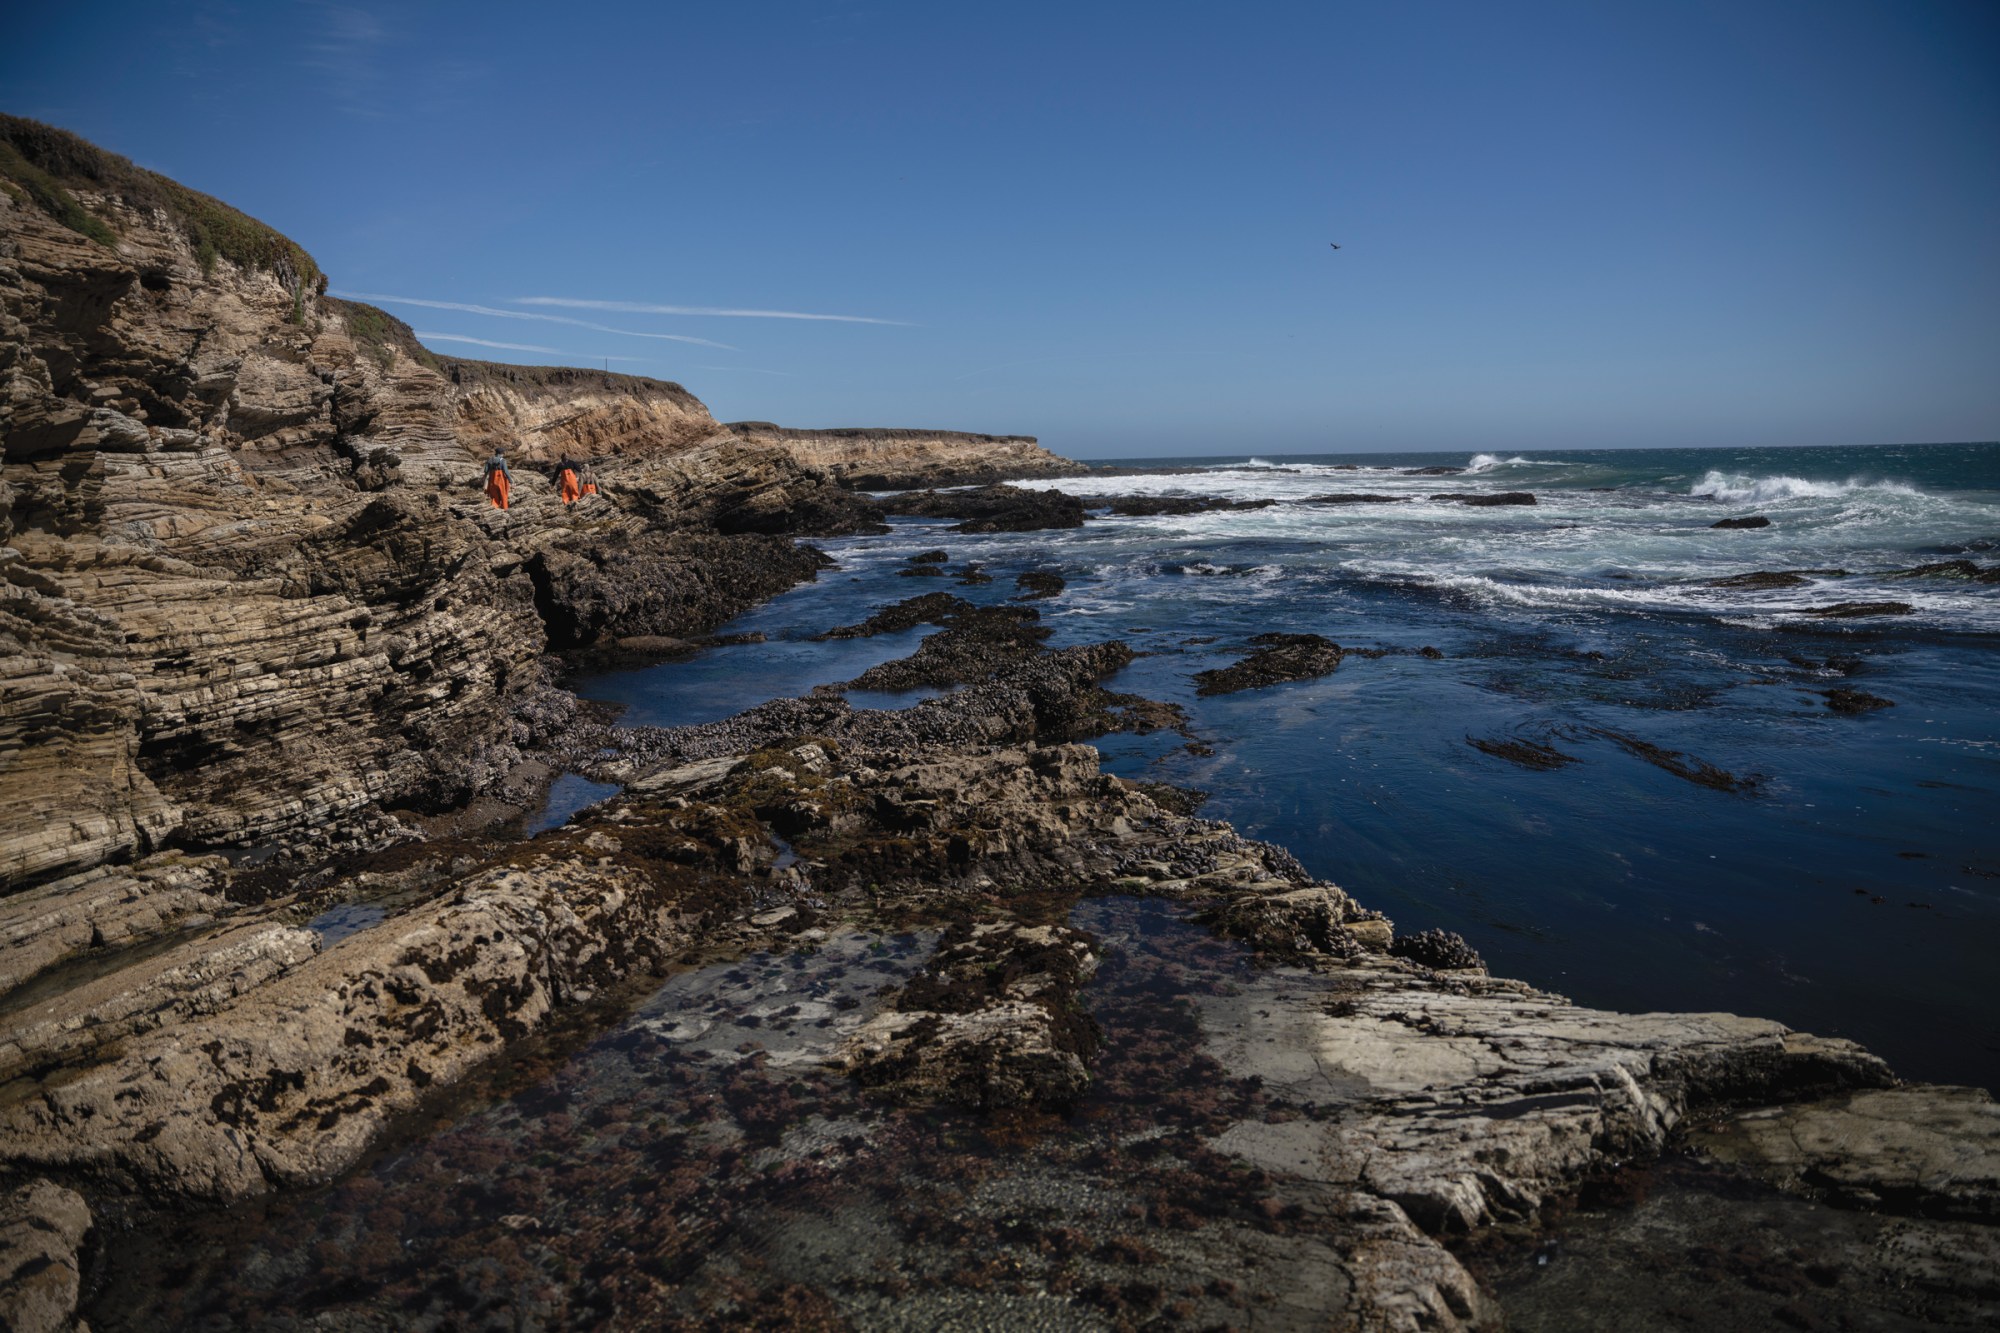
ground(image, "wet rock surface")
xmin=1467 ymin=735 xmax=1582 ymax=770
xmin=1713 ymin=515 xmax=1773 ymax=529
xmin=1100 ymin=494 xmax=1276 ymax=517
xmin=1431 ymin=491 xmax=1537 ymax=506
xmin=1485 ymin=1153 xmax=2000 ymax=1331
xmin=1303 ymin=491 xmax=1405 ymax=505
xmin=1193 ymin=632 xmax=1345 ymax=695
xmin=1014 ymin=569 xmax=1066 ymax=599
xmin=1705 ymin=568 xmax=1846 ymax=589
xmin=876 ymin=484 xmax=1088 ymax=533
xmin=1889 ymin=559 xmax=2000 ymax=584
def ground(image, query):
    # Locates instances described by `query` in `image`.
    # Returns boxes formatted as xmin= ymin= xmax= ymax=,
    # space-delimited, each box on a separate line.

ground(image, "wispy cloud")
xmin=516 ymin=297 xmax=913 ymax=326
xmin=300 ymin=3 xmax=391 ymax=119
xmin=415 ymin=332 xmax=563 ymax=353
xmin=333 ymin=291 xmax=738 ymax=350
xmin=696 ymin=365 xmax=793 ymax=376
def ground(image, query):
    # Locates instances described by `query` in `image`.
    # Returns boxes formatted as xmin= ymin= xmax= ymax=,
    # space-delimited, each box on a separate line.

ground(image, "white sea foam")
xmin=1465 ymin=453 xmax=1550 ymax=473
xmin=1690 ymin=471 xmax=1922 ymax=504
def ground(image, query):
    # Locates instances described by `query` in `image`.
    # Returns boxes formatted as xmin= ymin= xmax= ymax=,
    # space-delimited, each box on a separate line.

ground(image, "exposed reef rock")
xmin=1713 ymin=515 xmax=1773 ymax=529
xmin=1194 ymin=632 xmax=1345 ymax=695
xmin=1014 ymin=569 xmax=1065 ymax=599
xmin=1305 ymin=492 xmax=1404 ymax=505
xmin=1706 ymin=568 xmax=1846 ymax=589
xmin=876 ymin=483 xmax=1087 ymax=532
xmin=1431 ymin=491 xmax=1537 ymax=506
xmin=1101 ymin=494 xmax=1276 ymax=517
xmin=1803 ymin=600 xmax=1914 ymax=618
xmin=1889 ymin=558 xmax=2000 ymax=584
xmin=839 ymin=921 xmax=1101 ymax=1111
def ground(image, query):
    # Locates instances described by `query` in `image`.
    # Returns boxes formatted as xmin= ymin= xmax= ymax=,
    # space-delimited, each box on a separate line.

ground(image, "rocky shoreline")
xmin=5 ymin=120 xmax=1999 ymax=1330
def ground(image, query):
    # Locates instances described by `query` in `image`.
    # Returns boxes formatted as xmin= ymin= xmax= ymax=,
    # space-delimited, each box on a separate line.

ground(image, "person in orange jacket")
xmin=557 ymin=456 xmax=581 ymax=505
xmin=483 ymin=448 xmax=511 ymax=509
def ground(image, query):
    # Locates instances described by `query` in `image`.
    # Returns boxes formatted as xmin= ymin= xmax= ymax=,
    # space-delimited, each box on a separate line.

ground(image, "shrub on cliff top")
xmin=0 ymin=114 xmax=322 ymax=296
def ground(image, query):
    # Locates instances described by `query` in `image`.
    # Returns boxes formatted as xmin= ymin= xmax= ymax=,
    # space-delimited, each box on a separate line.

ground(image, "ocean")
xmin=579 ymin=441 xmax=2000 ymax=1092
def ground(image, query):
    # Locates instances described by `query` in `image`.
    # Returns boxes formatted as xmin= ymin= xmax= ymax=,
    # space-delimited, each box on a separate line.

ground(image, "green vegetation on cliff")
xmin=330 ymin=298 xmax=444 ymax=372
xmin=0 ymin=114 xmax=322 ymax=296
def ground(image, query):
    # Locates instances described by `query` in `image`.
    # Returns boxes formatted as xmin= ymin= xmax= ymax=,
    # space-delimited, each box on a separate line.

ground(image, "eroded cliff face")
xmin=0 ymin=163 xmax=883 ymax=894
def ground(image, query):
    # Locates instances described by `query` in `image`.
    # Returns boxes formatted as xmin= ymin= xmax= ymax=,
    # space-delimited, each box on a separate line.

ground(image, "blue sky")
xmin=5 ymin=1 xmax=1996 ymax=457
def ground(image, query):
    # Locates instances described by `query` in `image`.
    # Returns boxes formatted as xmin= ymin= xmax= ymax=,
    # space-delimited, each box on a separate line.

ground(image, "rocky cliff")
xmin=0 ymin=118 xmax=1055 ymax=897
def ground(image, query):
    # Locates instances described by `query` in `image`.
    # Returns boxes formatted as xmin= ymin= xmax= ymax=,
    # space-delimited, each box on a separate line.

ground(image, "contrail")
xmin=333 ymin=291 xmax=738 ymax=349
xmin=516 ymin=296 xmax=912 ymax=326
xmin=414 ymin=332 xmax=563 ymax=353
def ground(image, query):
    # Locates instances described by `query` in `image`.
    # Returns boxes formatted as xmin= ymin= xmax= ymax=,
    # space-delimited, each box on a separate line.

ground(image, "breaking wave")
xmin=1466 ymin=453 xmax=1551 ymax=473
xmin=1691 ymin=471 xmax=1922 ymax=504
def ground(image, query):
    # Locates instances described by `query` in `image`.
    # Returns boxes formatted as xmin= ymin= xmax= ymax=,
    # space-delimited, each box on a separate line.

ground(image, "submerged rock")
xmin=1467 ymin=735 xmax=1581 ymax=770
xmin=1586 ymin=727 xmax=1759 ymax=792
xmin=1823 ymin=687 xmax=1894 ymax=714
xmin=1804 ymin=601 xmax=1915 ymax=618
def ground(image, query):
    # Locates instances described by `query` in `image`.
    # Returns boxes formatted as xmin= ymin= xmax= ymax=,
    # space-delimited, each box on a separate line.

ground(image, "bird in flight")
xmin=1329 ymin=242 xmax=1342 ymax=250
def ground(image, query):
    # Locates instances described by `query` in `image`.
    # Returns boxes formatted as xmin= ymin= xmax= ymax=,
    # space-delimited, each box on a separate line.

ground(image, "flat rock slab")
xmin=1493 ymin=1155 xmax=2000 ymax=1331
xmin=1690 ymin=1086 xmax=2000 ymax=1218
xmin=1193 ymin=953 xmax=1892 ymax=1231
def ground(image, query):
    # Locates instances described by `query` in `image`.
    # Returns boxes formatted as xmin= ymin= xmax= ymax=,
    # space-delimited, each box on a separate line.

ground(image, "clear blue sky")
xmin=6 ymin=1 xmax=1997 ymax=457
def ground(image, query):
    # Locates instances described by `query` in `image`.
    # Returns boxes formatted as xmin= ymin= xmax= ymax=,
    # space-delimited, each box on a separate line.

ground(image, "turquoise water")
xmin=582 ymin=441 xmax=2000 ymax=1091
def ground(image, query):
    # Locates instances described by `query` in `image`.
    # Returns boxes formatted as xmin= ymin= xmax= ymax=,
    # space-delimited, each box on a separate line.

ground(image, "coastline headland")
xmin=2 ymin=118 xmax=1995 ymax=1329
